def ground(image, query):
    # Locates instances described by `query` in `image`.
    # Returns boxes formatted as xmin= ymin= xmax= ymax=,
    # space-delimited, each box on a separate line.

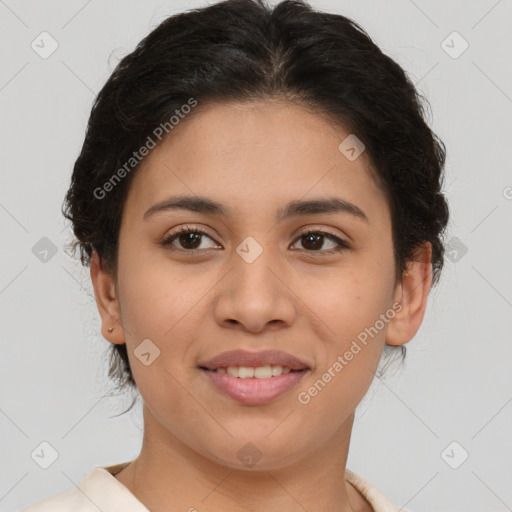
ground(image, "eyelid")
xmin=292 ymin=227 xmax=351 ymax=253
xmin=164 ymin=223 xmax=349 ymax=241
xmin=294 ymin=224 xmax=347 ymax=239
xmin=160 ymin=224 xmax=351 ymax=255
xmin=164 ymin=224 xmax=215 ymax=237
xmin=162 ymin=224 xmax=219 ymax=244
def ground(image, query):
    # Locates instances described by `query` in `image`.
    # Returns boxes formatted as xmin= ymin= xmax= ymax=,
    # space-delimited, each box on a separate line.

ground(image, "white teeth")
xmin=226 ymin=366 xmax=238 ymax=377
xmin=216 ymin=365 xmax=295 ymax=378
xmin=238 ymin=366 xmax=255 ymax=378
xmin=254 ymin=366 xmax=272 ymax=378
xmin=271 ymin=365 xmax=282 ymax=377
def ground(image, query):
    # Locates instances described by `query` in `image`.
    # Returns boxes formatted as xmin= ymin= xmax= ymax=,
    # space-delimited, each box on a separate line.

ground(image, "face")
xmin=93 ymin=99 xmax=428 ymax=471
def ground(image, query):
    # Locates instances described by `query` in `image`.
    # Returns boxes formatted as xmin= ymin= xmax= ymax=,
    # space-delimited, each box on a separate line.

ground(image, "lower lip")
xmin=201 ymin=369 xmax=309 ymax=405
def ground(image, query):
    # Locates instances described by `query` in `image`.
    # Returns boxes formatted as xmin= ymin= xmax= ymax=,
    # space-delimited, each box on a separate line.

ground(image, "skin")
xmin=90 ymin=98 xmax=432 ymax=512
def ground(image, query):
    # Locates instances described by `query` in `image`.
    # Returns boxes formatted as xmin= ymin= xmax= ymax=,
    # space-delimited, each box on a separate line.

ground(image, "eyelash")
xmin=160 ymin=225 xmax=351 ymax=255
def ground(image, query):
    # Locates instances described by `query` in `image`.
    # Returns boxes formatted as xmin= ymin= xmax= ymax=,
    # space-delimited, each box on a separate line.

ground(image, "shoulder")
xmin=21 ymin=462 xmax=138 ymax=512
xmin=20 ymin=487 xmax=91 ymax=511
xmin=345 ymin=468 xmax=407 ymax=512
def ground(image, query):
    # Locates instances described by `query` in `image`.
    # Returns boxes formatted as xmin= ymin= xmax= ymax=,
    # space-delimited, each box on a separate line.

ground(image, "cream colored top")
xmin=21 ymin=462 xmax=407 ymax=512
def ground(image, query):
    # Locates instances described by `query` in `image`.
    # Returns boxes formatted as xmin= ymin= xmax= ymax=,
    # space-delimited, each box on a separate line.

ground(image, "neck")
xmin=115 ymin=404 xmax=369 ymax=512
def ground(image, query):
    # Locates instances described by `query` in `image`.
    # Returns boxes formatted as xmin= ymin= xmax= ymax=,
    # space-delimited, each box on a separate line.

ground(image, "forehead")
xmin=123 ymin=99 xmax=390 ymax=229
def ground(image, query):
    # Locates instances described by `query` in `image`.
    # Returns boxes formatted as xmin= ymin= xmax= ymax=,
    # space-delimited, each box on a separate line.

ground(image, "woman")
xmin=22 ymin=0 xmax=449 ymax=510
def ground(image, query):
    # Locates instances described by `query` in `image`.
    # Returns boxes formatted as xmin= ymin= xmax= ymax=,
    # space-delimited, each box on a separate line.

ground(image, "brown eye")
xmin=160 ymin=226 xmax=350 ymax=255
xmin=161 ymin=227 xmax=218 ymax=251
xmin=291 ymin=230 xmax=350 ymax=254
xmin=175 ymin=231 xmax=203 ymax=250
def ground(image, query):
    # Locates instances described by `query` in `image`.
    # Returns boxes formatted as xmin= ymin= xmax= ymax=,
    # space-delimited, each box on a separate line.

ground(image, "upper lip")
xmin=199 ymin=349 xmax=310 ymax=371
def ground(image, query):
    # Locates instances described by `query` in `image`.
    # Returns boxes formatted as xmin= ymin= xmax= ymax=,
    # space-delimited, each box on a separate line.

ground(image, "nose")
xmin=213 ymin=244 xmax=297 ymax=333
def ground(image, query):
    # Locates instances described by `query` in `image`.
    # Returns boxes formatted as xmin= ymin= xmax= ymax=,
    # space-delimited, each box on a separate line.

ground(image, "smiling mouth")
xmin=199 ymin=366 xmax=309 ymax=405
xmin=199 ymin=365 xmax=306 ymax=379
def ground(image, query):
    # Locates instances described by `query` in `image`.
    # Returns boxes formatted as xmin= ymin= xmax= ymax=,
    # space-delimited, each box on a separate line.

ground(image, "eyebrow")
xmin=143 ymin=195 xmax=369 ymax=223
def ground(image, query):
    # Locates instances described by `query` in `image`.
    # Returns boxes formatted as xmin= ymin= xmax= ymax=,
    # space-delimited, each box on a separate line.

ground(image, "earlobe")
xmin=90 ymin=250 xmax=126 ymax=345
xmin=385 ymin=242 xmax=433 ymax=347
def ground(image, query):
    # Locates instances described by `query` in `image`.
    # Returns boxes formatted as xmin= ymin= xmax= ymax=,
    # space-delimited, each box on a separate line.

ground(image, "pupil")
xmin=303 ymin=233 xmax=322 ymax=250
xmin=180 ymin=233 xmax=201 ymax=249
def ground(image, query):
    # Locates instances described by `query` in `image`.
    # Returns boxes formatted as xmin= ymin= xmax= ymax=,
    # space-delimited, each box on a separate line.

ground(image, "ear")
xmin=90 ymin=250 xmax=125 ymax=345
xmin=386 ymin=242 xmax=433 ymax=346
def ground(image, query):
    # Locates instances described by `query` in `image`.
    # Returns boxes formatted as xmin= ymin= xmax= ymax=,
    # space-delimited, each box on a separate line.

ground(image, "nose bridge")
xmin=214 ymin=233 xmax=296 ymax=331
xmin=233 ymin=233 xmax=280 ymax=300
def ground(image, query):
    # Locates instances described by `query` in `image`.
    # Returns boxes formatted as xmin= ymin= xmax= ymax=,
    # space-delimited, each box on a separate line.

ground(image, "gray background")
xmin=1 ymin=1 xmax=511 ymax=511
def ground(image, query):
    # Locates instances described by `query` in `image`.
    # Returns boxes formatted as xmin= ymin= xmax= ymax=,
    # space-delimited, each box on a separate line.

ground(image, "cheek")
xmin=116 ymin=249 xmax=218 ymax=379
xmin=301 ymin=264 xmax=393 ymax=341
xmin=116 ymin=246 xmax=202 ymax=336
xmin=294 ymin=292 xmax=390 ymax=429
xmin=297 ymin=266 xmax=393 ymax=394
